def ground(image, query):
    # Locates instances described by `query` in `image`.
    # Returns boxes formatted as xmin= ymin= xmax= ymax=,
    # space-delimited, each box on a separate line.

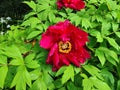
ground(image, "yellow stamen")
xmin=58 ymin=41 xmax=72 ymax=53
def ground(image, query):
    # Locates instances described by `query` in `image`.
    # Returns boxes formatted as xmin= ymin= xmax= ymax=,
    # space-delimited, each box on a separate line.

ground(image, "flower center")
xmin=58 ymin=41 xmax=72 ymax=53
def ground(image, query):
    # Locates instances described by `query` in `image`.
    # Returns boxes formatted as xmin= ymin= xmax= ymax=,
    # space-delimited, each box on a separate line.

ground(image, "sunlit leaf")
xmin=90 ymin=76 xmax=111 ymax=90
xmin=0 ymin=66 xmax=8 ymax=89
xmin=27 ymin=31 xmax=42 ymax=39
xmin=83 ymin=65 xmax=103 ymax=79
xmin=105 ymin=37 xmax=119 ymax=51
xmin=62 ymin=65 xmax=74 ymax=84
xmin=56 ymin=66 xmax=66 ymax=77
xmin=95 ymin=48 xmax=106 ymax=66
xmin=24 ymin=1 xmax=36 ymax=11
xmin=29 ymin=78 xmax=47 ymax=90
xmin=10 ymin=66 xmax=31 ymax=90
xmin=0 ymin=55 xmax=7 ymax=64
xmin=117 ymin=80 xmax=120 ymax=90
xmin=101 ymin=69 xmax=114 ymax=89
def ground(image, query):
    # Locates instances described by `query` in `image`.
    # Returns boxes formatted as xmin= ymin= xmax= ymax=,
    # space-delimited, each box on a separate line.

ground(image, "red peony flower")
xmin=57 ymin=0 xmax=85 ymax=10
xmin=40 ymin=20 xmax=90 ymax=71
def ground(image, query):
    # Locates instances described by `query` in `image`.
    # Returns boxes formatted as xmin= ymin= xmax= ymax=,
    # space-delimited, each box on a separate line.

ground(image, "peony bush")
xmin=0 ymin=0 xmax=120 ymax=90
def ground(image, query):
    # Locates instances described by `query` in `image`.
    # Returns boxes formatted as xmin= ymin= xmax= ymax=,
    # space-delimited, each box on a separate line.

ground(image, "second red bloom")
xmin=57 ymin=0 xmax=85 ymax=10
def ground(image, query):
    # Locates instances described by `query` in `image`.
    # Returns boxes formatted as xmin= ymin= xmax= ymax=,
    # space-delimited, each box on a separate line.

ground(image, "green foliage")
xmin=0 ymin=0 xmax=120 ymax=90
xmin=82 ymin=76 xmax=111 ymax=90
xmin=62 ymin=65 xmax=74 ymax=84
xmin=0 ymin=55 xmax=8 ymax=89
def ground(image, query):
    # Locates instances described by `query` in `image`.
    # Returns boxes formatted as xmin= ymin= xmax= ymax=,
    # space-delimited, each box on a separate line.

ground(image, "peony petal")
xmin=49 ymin=43 xmax=58 ymax=56
xmin=59 ymin=0 xmax=85 ymax=10
xmin=46 ymin=55 xmax=52 ymax=64
xmin=48 ymin=20 xmax=70 ymax=35
xmin=52 ymin=65 xmax=58 ymax=71
xmin=40 ymin=33 xmax=54 ymax=49
xmin=59 ymin=54 xmax=70 ymax=65
xmin=67 ymin=53 xmax=80 ymax=67
xmin=53 ymin=52 xmax=60 ymax=68
xmin=76 ymin=47 xmax=90 ymax=63
xmin=46 ymin=43 xmax=58 ymax=64
xmin=57 ymin=0 xmax=64 ymax=9
xmin=81 ymin=47 xmax=90 ymax=59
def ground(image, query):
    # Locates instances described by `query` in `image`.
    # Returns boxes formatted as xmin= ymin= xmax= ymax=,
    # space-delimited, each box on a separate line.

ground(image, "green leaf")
xmin=67 ymin=82 xmax=79 ymax=90
xmin=96 ymin=15 xmax=103 ymax=22
xmin=117 ymin=11 xmax=120 ymax=19
xmin=106 ymin=0 xmax=117 ymax=11
xmin=83 ymin=65 xmax=103 ymax=79
xmin=83 ymin=65 xmax=100 ymax=76
xmin=82 ymin=18 xmax=92 ymax=29
xmin=58 ymin=87 xmax=66 ymax=90
xmin=55 ymin=66 xmax=66 ymax=77
xmin=89 ymin=30 xmax=103 ymax=42
xmin=26 ymin=60 xmax=40 ymax=69
xmin=80 ymin=73 xmax=88 ymax=79
xmin=30 ymin=69 xmax=41 ymax=80
xmin=25 ymin=53 xmax=35 ymax=63
xmin=48 ymin=12 xmax=55 ymax=22
xmin=97 ymin=47 xmax=119 ymax=64
xmin=21 ymin=17 xmax=40 ymax=28
xmin=24 ymin=1 xmax=36 ymax=11
xmin=62 ymin=65 xmax=74 ymax=84
xmin=96 ymin=32 xmax=103 ymax=42
xmin=82 ymin=78 xmax=93 ymax=90
xmin=27 ymin=31 xmax=42 ymax=39
xmin=95 ymin=48 xmax=106 ymax=66
xmin=42 ymin=71 xmax=53 ymax=86
xmin=101 ymin=21 xmax=111 ymax=36
xmin=30 ymin=78 xmax=47 ymax=90
xmin=24 ymin=12 xmax=36 ymax=20
xmin=68 ymin=14 xmax=80 ymax=25
xmin=25 ymin=54 xmax=40 ymax=69
xmin=48 ymin=83 xmax=55 ymax=90
xmin=24 ymin=68 xmax=32 ymax=87
xmin=2 ymin=45 xmax=23 ymax=64
xmin=74 ymin=67 xmax=81 ymax=74
xmin=90 ymin=76 xmax=111 ymax=90
xmin=105 ymin=53 xmax=117 ymax=66
xmin=101 ymin=69 xmax=114 ymax=89
xmin=117 ymin=80 xmax=120 ymax=90
xmin=74 ymin=74 xmax=83 ymax=87
xmin=10 ymin=68 xmax=21 ymax=88
xmin=54 ymin=79 xmax=62 ymax=88
xmin=0 ymin=66 xmax=8 ymax=89
xmin=37 ymin=4 xmax=49 ymax=12
xmin=37 ymin=9 xmax=49 ymax=21
xmin=112 ymin=23 xmax=119 ymax=32
xmin=83 ymin=76 xmax=111 ymax=90
xmin=111 ymin=11 xmax=118 ymax=19
xmin=106 ymin=50 xmax=119 ymax=63
xmin=9 ymin=59 xmax=23 ymax=66
xmin=0 ymin=55 xmax=7 ymax=64
xmin=105 ymin=37 xmax=119 ymax=51
xmin=69 ymin=14 xmax=81 ymax=26
xmin=115 ymin=32 xmax=120 ymax=38
xmin=58 ymin=12 xmax=67 ymax=18
xmin=11 ymin=66 xmax=31 ymax=90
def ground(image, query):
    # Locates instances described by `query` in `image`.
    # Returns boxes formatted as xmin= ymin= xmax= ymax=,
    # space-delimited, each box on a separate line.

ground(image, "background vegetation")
xmin=0 ymin=0 xmax=120 ymax=90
